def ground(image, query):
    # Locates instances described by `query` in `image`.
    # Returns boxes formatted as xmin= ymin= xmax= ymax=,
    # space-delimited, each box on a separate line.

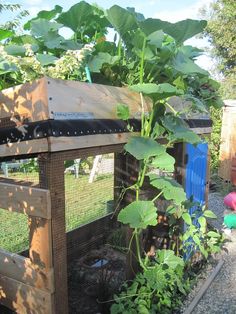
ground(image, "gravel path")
xmin=188 ymin=193 xmax=236 ymax=314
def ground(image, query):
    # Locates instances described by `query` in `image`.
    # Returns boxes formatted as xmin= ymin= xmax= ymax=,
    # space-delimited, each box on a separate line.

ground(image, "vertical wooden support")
xmin=31 ymin=153 xmax=68 ymax=314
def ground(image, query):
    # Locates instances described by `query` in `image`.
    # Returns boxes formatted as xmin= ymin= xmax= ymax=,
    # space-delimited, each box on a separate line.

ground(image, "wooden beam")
xmin=0 ymin=77 xmax=49 ymax=123
xmin=0 ymin=249 xmax=54 ymax=292
xmin=47 ymin=77 xmax=151 ymax=120
xmin=0 ymin=274 xmax=52 ymax=314
xmin=48 ymin=132 xmax=138 ymax=153
xmin=0 ymin=138 xmax=49 ymax=159
xmin=0 ymin=182 xmax=51 ymax=219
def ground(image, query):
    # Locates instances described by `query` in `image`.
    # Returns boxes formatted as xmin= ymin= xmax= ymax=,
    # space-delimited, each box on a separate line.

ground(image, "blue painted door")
xmin=185 ymin=143 xmax=208 ymax=215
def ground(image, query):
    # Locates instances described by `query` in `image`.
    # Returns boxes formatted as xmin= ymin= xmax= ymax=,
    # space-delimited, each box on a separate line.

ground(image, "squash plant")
xmin=0 ymin=3 xmax=223 ymax=311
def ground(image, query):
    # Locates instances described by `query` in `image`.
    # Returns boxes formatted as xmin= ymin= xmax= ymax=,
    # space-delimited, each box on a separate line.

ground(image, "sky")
xmin=7 ymin=0 xmax=216 ymax=73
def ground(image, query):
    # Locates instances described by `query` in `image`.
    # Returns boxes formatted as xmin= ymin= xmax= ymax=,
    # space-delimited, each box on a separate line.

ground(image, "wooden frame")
xmin=0 ymin=76 xmax=212 ymax=313
xmin=0 ymin=181 xmax=51 ymax=218
xmin=0 ymin=180 xmax=54 ymax=313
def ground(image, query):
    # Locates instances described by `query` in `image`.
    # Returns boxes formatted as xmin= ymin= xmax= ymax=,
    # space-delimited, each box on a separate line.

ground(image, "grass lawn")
xmin=0 ymin=171 xmax=113 ymax=253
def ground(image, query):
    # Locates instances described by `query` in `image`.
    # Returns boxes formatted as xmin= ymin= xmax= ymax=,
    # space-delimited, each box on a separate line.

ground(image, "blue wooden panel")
xmin=185 ymin=142 xmax=208 ymax=214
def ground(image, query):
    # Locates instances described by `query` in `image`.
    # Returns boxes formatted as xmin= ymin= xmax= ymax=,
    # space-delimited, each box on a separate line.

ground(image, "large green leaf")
xmin=106 ymin=5 xmax=138 ymax=38
xmin=56 ymin=1 xmax=93 ymax=32
xmin=59 ymin=39 xmax=82 ymax=50
xmin=30 ymin=18 xmax=63 ymax=37
xmin=184 ymin=95 xmax=208 ymax=113
xmin=139 ymin=18 xmax=207 ymax=44
xmin=151 ymin=151 xmax=175 ymax=172
xmin=4 ymin=44 xmax=38 ymax=57
xmin=173 ymin=51 xmax=209 ymax=76
xmin=24 ymin=5 xmax=63 ymax=30
xmin=148 ymin=174 xmax=186 ymax=205
xmin=129 ymin=83 xmax=183 ymax=101
xmin=43 ymin=31 xmax=65 ymax=49
xmin=88 ymin=52 xmax=119 ymax=73
xmin=147 ymin=30 xmax=165 ymax=48
xmin=10 ymin=35 xmax=39 ymax=46
xmin=0 ymin=60 xmax=18 ymax=75
xmin=179 ymin=45 xmax=204 ymax=59
xmin=0 ymin=29 xmax=14 ymax=41
xmin=125 ymin=136 xmax=165 ymax=160
xmin=36 ymin=54 xmax=58 ymax=66
xmin=161 ymin=115 xmax=201 ymax=144
xmin=4 ymin=45 xmax=26 ymax=56
xmin=157 ymin=249 xmax=184 ymax=269
xmin=118 ymin=201 xmax=157 ymax=228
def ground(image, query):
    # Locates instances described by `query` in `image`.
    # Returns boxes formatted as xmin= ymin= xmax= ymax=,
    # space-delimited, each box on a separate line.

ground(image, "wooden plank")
xmin=0 ymin=182 xmax=51 ymax=219
xmin=0 ymin=138 xmax=49 ymax=159
xmin=48 ymin=132 xmax=138 ymax=153
xmin=47 ymin=77 xmax=151 ymax=120
xmin=191 ymin=127 xmax=212 ymax=135
xmin=29 ymin=217 xmax=53 ymax=270
xmin=0 ymin=249 xmax=54 ymax=292
xmin=183 ymin=259 xmax=224 ymax=314
xmin=0 ymin=274 xmax=52 ymax=314
xmin=0 ymin=77 xmax=49 ymax=123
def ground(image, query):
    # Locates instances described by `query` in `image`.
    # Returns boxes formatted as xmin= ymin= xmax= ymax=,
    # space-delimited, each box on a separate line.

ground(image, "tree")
xmin=0 ymin=1 xmax=28 ymax=30
xmin=202 ymin=0 xmax=236 ymax=98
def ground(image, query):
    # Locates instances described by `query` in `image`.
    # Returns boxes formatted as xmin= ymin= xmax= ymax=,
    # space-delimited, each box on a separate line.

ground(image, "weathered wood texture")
xmin=219 ymin=101 xmax=236 ymax=181
xmin=0 ymin=138 xmax=48 ymax=159
xmin=47 ymin=77 xmax=151 ymax=119
xmin=48 ymin=133 xmax=137 ymax=153
xmin=37 ymin=153 xmax=68 ymax=314
xmin=0 ymin=274 xmax=52 ymax=314
xmin=0 ymin=76 xmax=150 ymax=124
xmin=0 ymin=181 xmax=51 ymax=218
xmin=0 ymin=249 xmax=54 ymax=292
xmin=0 ymin=77 xmax=48 ymax=124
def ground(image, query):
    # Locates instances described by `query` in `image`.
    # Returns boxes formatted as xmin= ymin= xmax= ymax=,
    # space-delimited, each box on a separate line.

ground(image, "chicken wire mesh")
xmin=0 ymin=158 xmax=39 ymax=253
xmin=64 ymin=154 xmax=114 ymax=232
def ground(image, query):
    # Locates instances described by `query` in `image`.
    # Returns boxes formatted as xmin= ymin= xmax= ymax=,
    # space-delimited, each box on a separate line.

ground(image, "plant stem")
xmin=140 ymin=92 xmax=145 ymax=137
xmin=118 ymin=37 xmax=122 ymax=58
xmin=140 ymin=37 xmax=146 ymax=84
xmin=152 ymin=191 xmax=163 ymax=202
xmin=165 ymin=101 xmax=178 ymax=115
xmin=135 ymin=228 xmax=147 ymax=270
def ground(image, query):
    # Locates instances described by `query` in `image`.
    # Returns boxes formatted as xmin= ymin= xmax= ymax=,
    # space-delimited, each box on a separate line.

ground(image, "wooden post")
xmin=30 ymin=153 xmax=68 ymax=314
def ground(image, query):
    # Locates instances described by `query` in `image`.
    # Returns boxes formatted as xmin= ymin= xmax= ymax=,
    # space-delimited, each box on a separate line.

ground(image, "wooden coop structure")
xmin=219 ymin=100 xmax=236 ymax=183
xmin=0 ymin=77 xmax=212 ymax=313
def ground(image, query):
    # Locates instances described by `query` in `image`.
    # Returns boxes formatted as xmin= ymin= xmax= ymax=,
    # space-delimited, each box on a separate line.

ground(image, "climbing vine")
xmin=0 ymin=2 xmax=224 ymax=312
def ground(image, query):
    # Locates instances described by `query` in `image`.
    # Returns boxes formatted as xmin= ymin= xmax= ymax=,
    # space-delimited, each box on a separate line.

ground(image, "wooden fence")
xmin=0 ymin=180 xmax=54 ymax=313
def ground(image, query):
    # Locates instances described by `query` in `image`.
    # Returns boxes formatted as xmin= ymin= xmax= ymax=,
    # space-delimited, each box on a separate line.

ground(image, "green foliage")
xmin=202 ymin=0 xmax=236 ymax=98
xmin=124 ymin=136 xmax=165 ymax=160
xmin=118 ymin=201 xmax=157 ymax=229
xmin=0 ymin=3 xmax=224 ymax=312
xmin=209 ymin=107 xmax=222 ymax=172
xmin=148 ymin=175 xmax=186 ymax=205
xmin=130 ymin=83 xmax=183 ymax=101
xmin=116 ymin=104 xmax=130 ymax=120
xmin=111 ymin=250 xmax=190 ymax=314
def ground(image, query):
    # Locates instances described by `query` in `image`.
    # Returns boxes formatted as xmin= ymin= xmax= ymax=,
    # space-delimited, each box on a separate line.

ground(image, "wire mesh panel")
xmin=0 ymin=211 xmax=29 ymax=253
xmin=0 ymin=158 xmax=39 ymax=184
xmin=0 ymin=158 xmax=39 ymax=253
xmin=65 ymin=154 xmax=114 ymax=232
